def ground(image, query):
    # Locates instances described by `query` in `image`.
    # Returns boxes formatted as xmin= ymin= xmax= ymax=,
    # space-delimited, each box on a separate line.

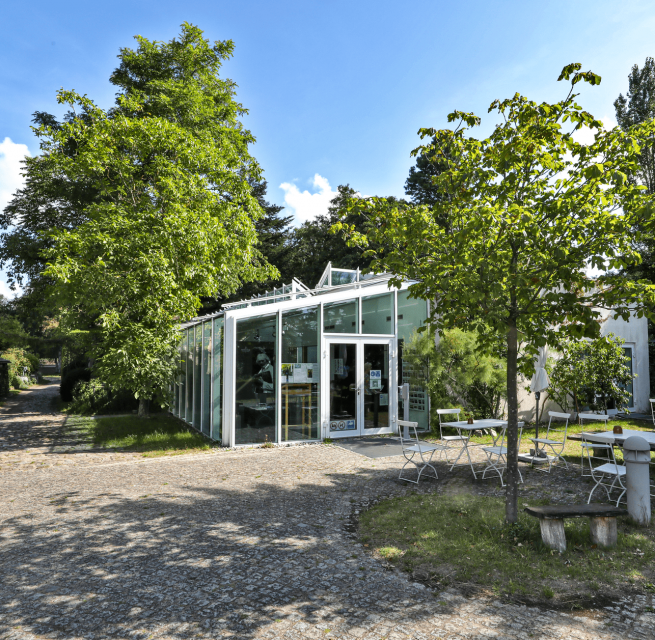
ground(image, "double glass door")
xmin=325 ymin=338 xmax=395 ymax=437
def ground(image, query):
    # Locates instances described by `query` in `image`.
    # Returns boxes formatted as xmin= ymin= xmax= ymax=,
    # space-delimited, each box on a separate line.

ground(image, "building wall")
xmin=517 ymin=310 xmax=650 ymax=421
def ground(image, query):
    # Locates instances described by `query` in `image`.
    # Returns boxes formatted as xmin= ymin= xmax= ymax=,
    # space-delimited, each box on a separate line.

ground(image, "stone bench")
xmin=524 ymin=504 xmax=628 ymax=552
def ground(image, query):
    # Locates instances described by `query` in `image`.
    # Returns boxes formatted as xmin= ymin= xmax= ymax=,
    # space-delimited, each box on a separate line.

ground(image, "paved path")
xmin=0 ymin=383 xmax=653 ymax=639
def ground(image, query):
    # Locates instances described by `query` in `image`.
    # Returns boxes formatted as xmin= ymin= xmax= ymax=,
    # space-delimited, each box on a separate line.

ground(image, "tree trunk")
xmin=505 ymin=319 xmax=519 ymax=523
xmin=138 ymin=397 xmax=150 ymax=418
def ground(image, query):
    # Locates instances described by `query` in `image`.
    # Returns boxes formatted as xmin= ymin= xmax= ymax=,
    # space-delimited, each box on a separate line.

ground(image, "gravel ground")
xmin=0 ymin=380 xmax=653 ymax=640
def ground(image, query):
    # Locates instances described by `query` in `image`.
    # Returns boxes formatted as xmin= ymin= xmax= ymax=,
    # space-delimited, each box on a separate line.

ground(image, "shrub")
xmin=60 ymin=367 xmax=91 ymax=402
xmin=0 ymin=347 xmax=40 ymax=381
xmin=11 ymin=375 xmax=23 ymax=390
xmin=68 ymin=379 xmax=139 ymax=415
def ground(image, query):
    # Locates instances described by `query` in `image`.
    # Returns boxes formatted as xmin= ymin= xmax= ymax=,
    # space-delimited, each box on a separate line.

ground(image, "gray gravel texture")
xmin=1 ymin=380 xmax=653 ymax=640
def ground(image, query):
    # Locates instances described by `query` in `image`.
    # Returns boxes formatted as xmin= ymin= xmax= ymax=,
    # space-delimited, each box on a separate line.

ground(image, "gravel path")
xmin=0 ymin=382 xmax=653 ymax=639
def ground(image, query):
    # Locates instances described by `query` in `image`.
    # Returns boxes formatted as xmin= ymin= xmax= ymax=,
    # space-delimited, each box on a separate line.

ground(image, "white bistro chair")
xmin=529 ymin=411 xmax=571 ymax=473
xmin=578 ymin=413 xmax=610 ymax=477
xmin=650 ymin=399 xmax=655 ymax=425
xmin=436 ymin=408 xmax=467 ymax=462
xmin=583 ymin=434 xmax=627 ymax=506
xmin=481 ymin=422 xmax=524 ymax=487
xmin=398 ymin=420 xmax=445 ymax=484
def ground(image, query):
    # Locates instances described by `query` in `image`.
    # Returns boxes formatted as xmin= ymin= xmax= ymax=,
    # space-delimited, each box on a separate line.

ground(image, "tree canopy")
xmin=336 ymin=63 xmax=655 ymax=522
xmin=27 ymin=23 xmax=274 ymax=413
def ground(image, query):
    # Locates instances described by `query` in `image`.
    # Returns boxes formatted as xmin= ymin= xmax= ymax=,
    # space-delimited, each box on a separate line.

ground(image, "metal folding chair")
xmin=650 ymin=398 xmax=655 ymax=426
xmin=578 ymin=413 xmax=610 ymax=476
xmin=398 ymin=420 xmax=445 ymax=484
xmin=583 ymin=434 xmax=627 ymax=506
xmin=481 ymin=422 xmax=524 ymax=487
xmin=529 ymin=411 xmax=571 ymax=472
xmin=436 ymin=408 xmax=467 ymax=462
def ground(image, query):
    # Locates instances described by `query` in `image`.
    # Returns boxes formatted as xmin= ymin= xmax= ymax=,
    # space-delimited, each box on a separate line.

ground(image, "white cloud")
xmin=0 ymin=137 xmax=30 ymax=213
xmin=0 ymin=276 xmax=22 ymax=300
xmin=279 ymin=174 xmax=338 ymax=225
xmin=571 ymin=115 xmax=617 ymax=146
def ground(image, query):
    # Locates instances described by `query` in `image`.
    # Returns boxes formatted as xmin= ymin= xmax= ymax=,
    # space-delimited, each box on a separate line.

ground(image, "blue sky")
xmin=1 ymin=0 xmax=655 ymax=296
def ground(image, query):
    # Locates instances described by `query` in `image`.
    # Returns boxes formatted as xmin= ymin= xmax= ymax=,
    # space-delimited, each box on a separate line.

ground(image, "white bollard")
xmin=623 ymin=436 xmax=652 ymax=526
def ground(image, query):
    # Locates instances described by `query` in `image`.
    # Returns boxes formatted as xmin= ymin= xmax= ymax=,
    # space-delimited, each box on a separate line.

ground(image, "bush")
xmin=60 ymin=367 xmax=91 ymax=402
xmin=11 ymin=375 xmax=23 ymax=390
xmin=68 ymin=379 xmax=139 ymax=415
xmin=0 ymin=347 xmax=40 ymax=381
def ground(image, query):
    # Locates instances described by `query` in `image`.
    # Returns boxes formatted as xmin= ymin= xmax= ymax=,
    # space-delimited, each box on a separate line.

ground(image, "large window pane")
xmin=235 ymin=315 xmax=277 ymax=444
xmin=364 ymin=343 xmax=390 ymax=429
xmin=397 ymin=290 xmax=429 ymax=430
xmin=178 ymin=331 xmax=187 ymax=418
xmin=324 ymin=299 xmax=358 ymax=334
xmin=193 ymin=325 xmax=202 ymax=430
xmin=362 ymin=293 xmax=393 ymax=335
xmin=282 ymin=307 xmax=320 ymax=441
xmin=202 ymin=322 xmax=212 ymax=435
xmin=212 ymin=317 xmax=224 ymax=442
xmin=329 ymin=343 xmax=357 ymax=433
xmin=185 ymin=327 xmax=193 ymax=423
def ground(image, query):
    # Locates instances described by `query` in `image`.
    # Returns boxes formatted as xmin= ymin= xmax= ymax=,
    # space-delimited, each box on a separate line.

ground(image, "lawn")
xmin=360 ymin=493 xmax=655 ymax=608
xmin=68 ymin=414 xmax=216 ymax=456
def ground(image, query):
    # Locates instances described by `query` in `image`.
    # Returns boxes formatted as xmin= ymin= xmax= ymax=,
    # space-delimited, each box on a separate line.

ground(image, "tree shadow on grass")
xmin=0 ymin=457 xmax=617 ymax=640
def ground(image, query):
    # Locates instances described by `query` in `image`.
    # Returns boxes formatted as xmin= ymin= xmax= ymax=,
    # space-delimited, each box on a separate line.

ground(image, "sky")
xmin=1 ymin=0 xmax=655 ymax=297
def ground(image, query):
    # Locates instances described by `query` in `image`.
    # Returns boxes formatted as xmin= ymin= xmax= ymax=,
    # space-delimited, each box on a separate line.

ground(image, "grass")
xmin=69 ymin=415 xmax=216 ymax=456
xmin=360 ymin=493 xmax=655 ymax=606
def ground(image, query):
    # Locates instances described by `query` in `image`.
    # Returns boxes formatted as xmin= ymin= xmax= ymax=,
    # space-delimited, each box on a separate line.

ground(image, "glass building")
xmin=171 ymin=263 xmax=430 ymax=445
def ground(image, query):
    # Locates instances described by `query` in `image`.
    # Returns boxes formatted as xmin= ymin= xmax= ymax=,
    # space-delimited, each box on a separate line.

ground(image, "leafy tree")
xmin=202 ymin=180 xmax=295 ymax=310
xmin=290 ymin=185 xmax=403 ymax=288
xmin=404 ymin=327 xmax=507 ymax=421
xmin=548 ymin=335 xmax=633 ymax=416
xmin=0 ymin=295 xmax=29 ymax=352
xmin=337 ymin=64 xmax=655 ymax=522
xmin=38 ymin=24 xmax=274 ymax=416
xmin=614 ymin=58 xmax=655 ymax=392
xmin=404 ymin=138 xmax=450 ymax=206
xmin=615 ymin=57 xmax=655 ymax=196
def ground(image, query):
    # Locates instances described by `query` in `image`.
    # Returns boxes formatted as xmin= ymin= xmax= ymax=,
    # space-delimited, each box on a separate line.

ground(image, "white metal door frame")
xmin=322 ymin=336 xmax=396 ymax=438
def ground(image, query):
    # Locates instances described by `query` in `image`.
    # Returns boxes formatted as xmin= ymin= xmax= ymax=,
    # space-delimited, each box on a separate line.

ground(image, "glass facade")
xmin=397 ymin=290 xmax=429 ymax=430
xmin=193 ymin=325 xmax=202 ymax=430
xmin=202 ymin=322 xmax=211 ymax=435
xmin=235 ymin=315 xmax=277 ymax=444
xmin=185 ymin=327 xmax=193 ymax=423
xmin=281 ymin=306 xmax=320 ymax=441
xmin=362 ymin=293 xmax=393 ymax=334
xmin=177 ymin=332 xmax=186 ymax=418
xmin=173 ymin=280 xmax=430 ymax=443
xmin=324 ymin=299 xmax=358 ymax=334
xmin=212 ymin=317 xmax=224 ymax=442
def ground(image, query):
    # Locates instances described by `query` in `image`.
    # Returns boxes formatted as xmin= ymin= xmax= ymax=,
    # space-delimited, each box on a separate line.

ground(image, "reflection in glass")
xmin=185 ymin=327 xmax=194 ymax=423
xmin=212 ymin=317 xmax=224 ymax=442
xmin=281 ymin=307 xmax=320 ymax=441
xmin=363 ymin=343 xmax=389 ymax=429
xmin=324 ymin=299 xmax=358 ymax=334
xmin=202 ymin=322 xmax=211 ymax=435
xmin=362 ymin=293 xmax=393 ymax=334
xmin=178 ymin=331 xmax=186 ymax=418
xmin=623 ymin=347 xmax=634 ymax=408
xmin=331 ymin=270 xmax=357 ymax=286
xmin=235 ymin=315 xmax=277 ymax=444
xmin=193 ymin=325 xmax=202 ymax=430
xmin=329 ymin=343 xmax=358 ymax=433
xmin=397 ymin=290 xmax=429 ymax=430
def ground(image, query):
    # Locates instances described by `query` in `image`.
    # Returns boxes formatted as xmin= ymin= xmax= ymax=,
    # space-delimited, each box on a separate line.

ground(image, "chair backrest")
xmin=578 ymin=412 xmax=610 ymax=428
xmin=546 ymin=411 xmax=571 ymax=439
xmin=398 ymin=419 xmax=419 ymax=443
xmin=495 ymin=421 xmax=523 ymax=451
xmin=436 ymin=409 xmax=461 ymax=439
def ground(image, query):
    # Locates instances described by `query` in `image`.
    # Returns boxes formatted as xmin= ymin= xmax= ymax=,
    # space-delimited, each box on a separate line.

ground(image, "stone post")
xmin=623 ymin=435 xmax=651 ymax=526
